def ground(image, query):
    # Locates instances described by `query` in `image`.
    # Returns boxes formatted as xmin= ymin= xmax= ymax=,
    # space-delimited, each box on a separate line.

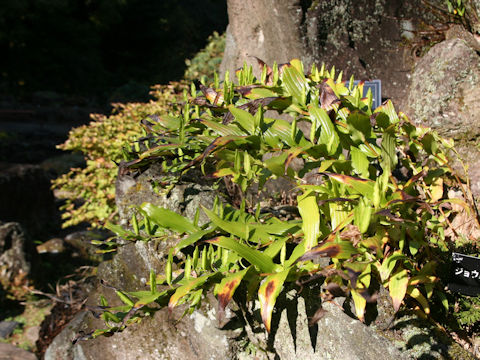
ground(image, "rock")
xmin=115 ymin=163 xmax=219 ymax=226
xmin=96 ymin=239 xmax=176 ymax=291
xmin=237 ymin=287 xmax=407 ymax=360
xmin=43 ymin=312 xmax=88 ymax=360
xmin=64 ymin=230 xmax=111 ymax=262
xmin=267 ymin=293 xmax=407 ymax=360
xmin=45 ymin=300 xmax=237 ymax=360
xmin=239 ymin=286 xmax=474 ymax=360
xmin=389 ymin=313 xmax=476 ymax=360
xmin=0 ymin=163 xmax=56 ymax=236
xmin=0 ymin=222 xmax=31 ymax=288
xmin=405 ymin=38 xmax=480 ymax=198
xmin=0 ymin=342 xmax=37 ymax=360
xmin=24 ymin=325 xmax=41 ymax=346
xmin=406 ymin=38 xmax=480 ymax=140
xmin=37 ymin=238 xmax=65 ymax=254
xmin=0 ymin=321 xmax=19 ymax=339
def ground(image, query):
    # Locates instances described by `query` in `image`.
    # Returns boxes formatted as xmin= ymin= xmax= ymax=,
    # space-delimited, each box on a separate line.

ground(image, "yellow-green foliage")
xmin=53 ymin=83 xmax=186 ymax=228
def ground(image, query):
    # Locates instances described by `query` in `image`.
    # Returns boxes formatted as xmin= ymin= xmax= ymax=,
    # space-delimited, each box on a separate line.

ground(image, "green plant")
xmin=454 ymin=294 xmax=480 ymax=332
xmin=442 ymin=0 xmax=480 ymax=34
xmin=90 ymin=59 xmax=473 ymax=338
xmin=52 ymin=83 xmax=187 ymax=228
xmin=184 ymin=31 xmax=225 ymax=84
xmin=446 ymin=0 xmax=467 ymax=16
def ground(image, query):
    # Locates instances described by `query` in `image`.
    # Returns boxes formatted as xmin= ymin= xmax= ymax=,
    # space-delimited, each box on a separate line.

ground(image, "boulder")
xmin=236 ymin=286 xmax=473 ymax=360
xmin=43 ymin=239 xmax=239 ymax=360
xmin=0 ymin=343 xmax=37 ymax=360
xmin=0 ymin=321 xmax=19 ymax=339
xmin=0 ymin=222 xmax=31 ymax=288
xmin=44 ymin=305 xmax=236 ymax=360
xmin=405 ymin=38 xmax=480 ymax=140
xmin=116 ymin=163 xmax=219 ymax=227
xmin=404 ymin=37 xmax=480 ymax=198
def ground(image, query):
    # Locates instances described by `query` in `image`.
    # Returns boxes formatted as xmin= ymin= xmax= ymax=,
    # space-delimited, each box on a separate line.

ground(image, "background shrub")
xmin=52 ymin=83 xmax=187 ymax=227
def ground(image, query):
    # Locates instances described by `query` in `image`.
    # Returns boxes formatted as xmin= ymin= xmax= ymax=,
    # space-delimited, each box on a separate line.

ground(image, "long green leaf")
xmin=380 ymin=130 xmax=397 ymax=172
xmin=139 ymin=203 xmax=198 ymax=234
xmin=282 ymin=65 xmax=307 ymax=105
xmin=174 ymin=229 xmax=212 ymax=254
xmin=250 ymin=219 xmax=301 ymax=236
xmin=323 ymin=173 xmax=375 ymax=199
xmin=309 ymin=104 xmax=339 ymax=154
xmin=206 ymin=236 xmax=278 ymax=273
xmin=350 ymin=147 xmax=369 ymax=178
xmin=168 ymin=275 xmax=212 ymax=310
xmin=228 ymin=105 xmax=255 ymax=134
xmin=354 ymin=197 xmax=372 ymax=234
xmin=264 ymin=152 xmax=289 ymax=176
xmin=199 ymin=118 xmax=245 ymax=136
xmin=202 ymin=206 xmax=247 ymax=239
xmin=130 ymin=289 xmax=170 ymax=307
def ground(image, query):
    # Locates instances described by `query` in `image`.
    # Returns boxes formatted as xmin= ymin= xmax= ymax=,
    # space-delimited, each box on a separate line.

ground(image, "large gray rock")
xmin=236 ymin=286 xmax=473 ymax=360
xmin=0 ymin=343 xmax=37 ymax=360
xmin=116 ymin=163 xmax=218 ymax=227
xmin=405 ymin=38 xmax=480 ymax=140
xmin=45 ymin=305 xmax=236 ymax=360
xmin=405 ymin=37 xmax=480 ymax=198
xmin=270 ymin=293 xmax=408 ymax=360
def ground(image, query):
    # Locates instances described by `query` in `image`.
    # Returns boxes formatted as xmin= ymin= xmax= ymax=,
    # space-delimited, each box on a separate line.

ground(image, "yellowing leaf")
xmin=298 ymin=193 xmax=320 ymax=250
xmin=215 ymin=267 xmax=250 ymax=315
xmin=407 ymin=286 xmax=430 ymax=314
xmin=323 ymin=173 xmax=375 ymax=199
xmin=351 ymin=289 xmax=367 ymax=322
xmin=430 ymin=177 xmax=443 ymax=202
xmin=299 ymin=240 xmax=358 ymax=261
xmin=258 ymin=268 xmax=290 ymax=332
xmin=389 ymin=268 xmax=409 ymax=312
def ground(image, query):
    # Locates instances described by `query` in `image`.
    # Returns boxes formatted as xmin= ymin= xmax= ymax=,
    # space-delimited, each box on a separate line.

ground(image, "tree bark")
xmin=220 ymin=0 xmax=449 ymax=106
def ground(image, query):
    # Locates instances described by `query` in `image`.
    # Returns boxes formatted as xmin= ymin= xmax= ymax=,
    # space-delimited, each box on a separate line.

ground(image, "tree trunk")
xmin=220 ymin=0 xmax=449 ymax=106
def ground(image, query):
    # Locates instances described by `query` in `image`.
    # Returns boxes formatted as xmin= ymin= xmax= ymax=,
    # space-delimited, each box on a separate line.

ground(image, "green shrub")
xmin=184 ymin=31 xmax=225 ymax=84
xmin=89 ymin=59 xmax=476 ymax=339
xmin=52 ymin=83 xmax=187 ymax=228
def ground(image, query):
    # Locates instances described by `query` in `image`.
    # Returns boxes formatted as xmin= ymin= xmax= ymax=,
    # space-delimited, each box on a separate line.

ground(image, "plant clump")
xmin=90 ymin=59 xmax=475 ymax=341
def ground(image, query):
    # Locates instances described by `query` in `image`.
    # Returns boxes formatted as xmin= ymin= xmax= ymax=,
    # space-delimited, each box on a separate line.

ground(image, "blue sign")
xmin=353 ymin=80 xmax=382 ymax=110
